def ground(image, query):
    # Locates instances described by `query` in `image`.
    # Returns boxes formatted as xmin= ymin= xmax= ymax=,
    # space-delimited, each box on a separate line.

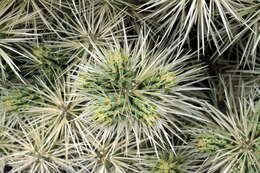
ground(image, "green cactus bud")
xmin=78 ymin=51 xmax=176 ymax=126
xmin=152 ymin=151 xmax=186 ymax=173
xmin=32 ymin=46 xmax=50 ymax=59
xmin=0 ymin=87 xmax=36 ymax=113
xmin=92 ymin=93 xmax=158 ymax=125
xmin=29 ymin=45 xmax=64 ymax=79
xmin=194 ymin=133 xmax=230 ymax=156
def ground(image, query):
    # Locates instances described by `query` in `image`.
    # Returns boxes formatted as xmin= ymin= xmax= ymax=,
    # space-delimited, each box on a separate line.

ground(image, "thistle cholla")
xmin=26 ymin=45 xmax=64 ymax=78
xmin=75 ymin=32 xmax=205 ymax=152
xmin=194 ymin=133 xmax=230 ymax=155
xmin=0 ymin=0 xmax=259 ymax=173
xmin=78 ymin=51 xmax=175 ymax=126
xmin=194 ymin=126 xmax=260 ymax=173
xmin=148 ymin=146 xmax=203 ymax=173
xmin=152 ymin=152 xmax=185 ymax=173
xmin=74 ymin=135 xmax=148 ymax=172
xmin=191 ymin=81 xmax=260 ymax=173
xmin=0 ymin=87 xmax=35 ymax=113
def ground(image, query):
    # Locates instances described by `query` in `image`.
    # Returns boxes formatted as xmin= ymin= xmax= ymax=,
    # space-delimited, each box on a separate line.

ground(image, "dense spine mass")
xmin=0 ymin=0 xmax=259 ymax=173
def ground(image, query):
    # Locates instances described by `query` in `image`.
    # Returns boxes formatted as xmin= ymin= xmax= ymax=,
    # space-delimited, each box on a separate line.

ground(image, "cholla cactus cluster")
xmin=190 ymin=81 xmax=260 ymax=173
xmin=0 ymin=87 xmax=34 ymax=113
xmin=77 ymin=50 xmax=175 ymax=125
xmin=152 ymin=152 xmax=186 ymax=173
xmin=150 ymin=148 xmax=203 ymax=173
xmin=0 ymin=0 xmax=259 ymax=173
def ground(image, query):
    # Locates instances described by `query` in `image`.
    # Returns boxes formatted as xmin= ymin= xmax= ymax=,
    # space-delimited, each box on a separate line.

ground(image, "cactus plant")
xmin=74 ymin=134 xmax=148 ymax=173
xmin=149 ymin=147 xmax=202 ymax=173
xmin=4 ymin=122 xmax=75 ymax=173
xmin=75 ymin=32 xmax=206 ymax=152
xmin=191 ymin=79 xmax=260 ymax=173
xmin=0 ymin=0 xmax=259 ymax=172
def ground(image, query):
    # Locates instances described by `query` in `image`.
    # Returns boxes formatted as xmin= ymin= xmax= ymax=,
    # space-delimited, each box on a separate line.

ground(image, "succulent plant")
xmin=74 ymin=134 xmax=148 ymax=173
xmin=75 ymin=32 xmax=206 ymax=152
xmin=23 ymin=74 xmax=87 ymax=157
xmin=0 ymin=84 xmax=42 ymax=128
xmin=152 ymin=153 xmax=185 ymax=173
xmin=21 ymin=44 xmax=65 ymax=78
xmin=191 ymin=79 xmax=260 ymax=173
xmin=151 ymin=151 xmax=191 ymax=173
xmin=78 ymin=50 xmax=176 ymax=126
xmin=140 ymin=144 xmax=203 ymax=173
xmin=0 ymin=0 xmax=259 ymax=172
xmin=5 ymin=122 xmax=75 ymax=173
xmin=0 ymin=86 xmax=36 ymax=113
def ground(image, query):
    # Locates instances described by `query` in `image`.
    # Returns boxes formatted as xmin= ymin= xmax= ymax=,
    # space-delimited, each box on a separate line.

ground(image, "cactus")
xmin=191 ymin=79 xmax=260 ymax=173
xmin=75 ymin=135 xmax=147 ymax=173
xmin=152 ymin=152 xmax=185 ymax=173
xmin=5 ymin=123 xmax=75 ymax=173
xmin=23 ymin=45 xmax=65 ymax=79
xmin=0 ymin=0 xmax=259 ymax=173
xmin=0 ymin=86 xmax=36 ymax=113
xmin=75 ymin=35 xmax=205 ymax=153
xmin=79 ymin=51 xmax=176 ymax=126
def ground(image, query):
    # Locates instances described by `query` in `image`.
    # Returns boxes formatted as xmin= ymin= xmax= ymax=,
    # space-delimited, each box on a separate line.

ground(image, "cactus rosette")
xmin=75 ymin=33 xmax=205 ymax=152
